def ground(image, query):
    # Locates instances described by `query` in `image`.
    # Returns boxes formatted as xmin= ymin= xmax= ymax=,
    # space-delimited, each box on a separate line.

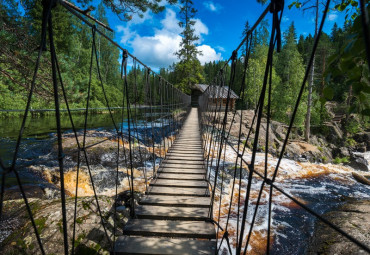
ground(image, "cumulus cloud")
xmin=161 ymin=9 xmax=181 ymax=34
xmin=117 ymin=8 xmax=222 ymax=68
xmin=197 ymin=45 xmax=222 ymax=65
xmin=117 ymin=25 xmax=136 ymax=44
xmin=215 ymin=46 xmax=225 ymax=52
xmin=131 ymin=34 xmax=182 ymax=67
xmin=203 ymin=1 xmax=222 ymax=12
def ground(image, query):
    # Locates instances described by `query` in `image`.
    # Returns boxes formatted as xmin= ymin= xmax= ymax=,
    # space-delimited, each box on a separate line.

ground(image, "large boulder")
xmin=347 ymin=152 xmax=369 ymax=172
xmin=0 ymin=196 xmax=127 ymax=255
xmin=353 ymin=132 xmax=370 ymax=150
xmin=307 ymin=200 xmax=370 ymax=255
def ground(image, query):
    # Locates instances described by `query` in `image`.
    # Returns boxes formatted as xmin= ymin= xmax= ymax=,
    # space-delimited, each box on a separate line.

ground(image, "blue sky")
xmin=100 ymin=0 xmax=345 ymax=70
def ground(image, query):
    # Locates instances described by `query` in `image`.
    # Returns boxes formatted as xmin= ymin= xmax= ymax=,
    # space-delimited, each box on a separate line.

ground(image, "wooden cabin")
xmin=192 ymin=84 xmax=239 ymax=111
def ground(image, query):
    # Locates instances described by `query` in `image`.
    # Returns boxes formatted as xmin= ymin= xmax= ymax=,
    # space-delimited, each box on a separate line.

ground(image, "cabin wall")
xmin=208 ymin=98 xmax=236 ymax=111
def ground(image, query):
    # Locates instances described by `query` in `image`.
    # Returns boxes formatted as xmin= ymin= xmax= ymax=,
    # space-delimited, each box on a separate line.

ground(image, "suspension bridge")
xmin=114 ymin=108 xmax=217 ymax=254
xmin=0 ymin=0 xmax=370 ymax=254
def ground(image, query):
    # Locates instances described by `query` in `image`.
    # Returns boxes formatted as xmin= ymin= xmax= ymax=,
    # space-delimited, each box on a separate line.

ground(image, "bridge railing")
xmin=0 ymin=0 xmax=190 ymax=254
xmin=199 ymin=0 xmax=370 ymax=254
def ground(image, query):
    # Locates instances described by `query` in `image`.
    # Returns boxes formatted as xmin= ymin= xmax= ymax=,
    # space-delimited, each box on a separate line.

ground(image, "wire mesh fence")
xmin=0 ymin=0 xmax=190 ymax=254
xmin=199 ymin=0 xmax=370 ymax=254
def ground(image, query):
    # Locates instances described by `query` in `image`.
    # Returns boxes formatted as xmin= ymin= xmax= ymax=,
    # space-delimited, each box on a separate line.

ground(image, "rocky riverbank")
xmin=307 ymin=199 xmax=370 ymax=254
xmin=0 ymin=194 xmax=135 ymax=254
xmin=211 ymin=110 xmax=369 ymax=172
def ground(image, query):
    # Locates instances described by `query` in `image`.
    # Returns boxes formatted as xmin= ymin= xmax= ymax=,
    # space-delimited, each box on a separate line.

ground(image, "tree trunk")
xmin=304 ymin=0 xmax=319 ymax=141
xmin=305 ymin=58 xmax=314 ymax=141
xmin=320 ymin=51 xmax=326 ymax=123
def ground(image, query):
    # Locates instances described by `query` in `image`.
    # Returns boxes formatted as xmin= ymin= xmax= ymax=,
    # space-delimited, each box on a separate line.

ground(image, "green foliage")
xmin=0 ymin=1 xmax=124 ymax=115
xmin=321 ymin=156 xmax=328 ymax=163
xmin=334 ymin=0 xmax=360 ymax=21
xmin=345 ymin=117 xmax=361 ymax=134
xmin=345 ymin=137 xmax=357 ymax=147
xmin=174 ymin=59 xmax=204 ymax=94
xmin=34 ymin=217 xmax=47 ymax=235
xmin=173 ymin=0 xmax=204 ymax=93
xmin=325 ymin=5 xmax=370 ymax=118
xmin=90 ymin=0 xmax=177 ymax=21
xmin=288 ymin=1 xmax=302 ymax=9
xmin=273 ymin=22 xmax=307 ymax=127
xmin=333 ymin=157 xmax=350 ymax=164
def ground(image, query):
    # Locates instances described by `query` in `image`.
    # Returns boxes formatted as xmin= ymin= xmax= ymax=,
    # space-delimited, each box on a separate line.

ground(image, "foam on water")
xmin=209 ymin=143 xmax=370 ymax=254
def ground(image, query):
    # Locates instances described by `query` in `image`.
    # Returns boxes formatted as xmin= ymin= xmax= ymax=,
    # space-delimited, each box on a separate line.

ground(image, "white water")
xmin=208 ymin=144 xmax=370 ymax=254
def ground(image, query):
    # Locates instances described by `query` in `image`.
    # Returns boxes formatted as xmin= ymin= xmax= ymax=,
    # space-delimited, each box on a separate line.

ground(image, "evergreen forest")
xmin=0 ymin=0 xmax=369 ymax=138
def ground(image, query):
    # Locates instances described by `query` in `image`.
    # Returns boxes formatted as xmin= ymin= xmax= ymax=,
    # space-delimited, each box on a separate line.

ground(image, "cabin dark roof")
xmin=193 ymin=84 xmax=209 ymax=92
xmin=203 ymin=85 xmax=239 ymax=99
xmin=194 ymin=84 xmax=239 ymax=99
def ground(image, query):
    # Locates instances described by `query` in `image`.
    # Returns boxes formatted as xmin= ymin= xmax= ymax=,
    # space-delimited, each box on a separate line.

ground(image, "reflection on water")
xmin=0 ymin=109 xmax=176 ymax=187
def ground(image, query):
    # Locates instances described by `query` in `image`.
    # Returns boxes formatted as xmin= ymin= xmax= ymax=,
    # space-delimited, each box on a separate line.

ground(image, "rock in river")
xmin=307 ymin=200 xmax=370 ymax=254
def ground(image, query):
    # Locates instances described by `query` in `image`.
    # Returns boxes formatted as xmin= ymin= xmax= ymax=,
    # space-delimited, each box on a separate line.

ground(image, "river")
xmin=0 ymin=110 xmax=173 ymax=188
xmin=1 ymin=113 xmax=369 ymax=254
xmin=210 ymin=143 xmax=370 ymax=254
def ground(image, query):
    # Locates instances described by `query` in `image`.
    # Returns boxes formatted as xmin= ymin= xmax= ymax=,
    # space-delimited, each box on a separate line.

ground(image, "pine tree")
xmin=76 ymin=0 xmax=177 ymax=21
xmin=174 ymin=0 xmax=204 ymax=93
xmin=289 ymin=0 xmax=320 ymax=140
xmin=274 ymin=22 xmax=306 ymax=126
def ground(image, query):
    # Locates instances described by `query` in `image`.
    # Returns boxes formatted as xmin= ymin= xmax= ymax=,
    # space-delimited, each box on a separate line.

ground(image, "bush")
xmin=333 ymin=157 xmax=350 ymax=164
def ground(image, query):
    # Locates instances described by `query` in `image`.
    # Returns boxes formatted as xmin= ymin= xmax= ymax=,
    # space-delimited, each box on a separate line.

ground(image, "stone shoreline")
xmin=307 ymin=199 xmax=370 ymax=254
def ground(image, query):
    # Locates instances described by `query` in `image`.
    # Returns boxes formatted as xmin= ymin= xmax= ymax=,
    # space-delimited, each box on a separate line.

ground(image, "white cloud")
xmin=161 ymin=9 xmax=181 ymax=34
xmin=203 ymin=1 xmax=221 ymax=12
xmin=216 ymin=46 xmax=225 ymax=52
xmin=131 ymin=11 xmax=153 ymax=25
xmin=282 ymin=16 xmax=289 ymax=23
xmin=197 ymin=45 xmax=222 ymax=65
xmin=117 ymin=25 xmax=137 ymax=44
xmin=117 ymin=8 xmax=222 ymax=68
xmin=131 ymin=33 xmax=182 ymax=67
xmin=193 ymin=19 xmax=209 ymax=43
xmin=328 ymin=12 xmax=338 ymax=21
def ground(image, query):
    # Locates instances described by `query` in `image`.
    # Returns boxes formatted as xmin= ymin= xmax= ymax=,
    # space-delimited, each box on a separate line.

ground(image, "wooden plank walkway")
xmin=114 ymin=107 xmax=216 ymax=255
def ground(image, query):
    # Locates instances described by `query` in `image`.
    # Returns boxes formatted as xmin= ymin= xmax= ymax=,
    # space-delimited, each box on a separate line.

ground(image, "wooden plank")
xmin=165 ymin=157 xmax=204 ymax=161
xmin=150 ymin=179 xmax=208 ymax=188
xmin=157 ymin=173 xmax=205 ymax=180
xmin=136 ymin=205 xmax=209 ymax=220
xmin=171 ymin=144 xmax=202 ymax=147
xmin=169 ymin=146 xmax=202 ymax=150
xmin=174 ymin=140 xmax=202 ymax=142
xmin=174 ymin=140 xmax=200 ymax=143
xmin=123 ymin=219 xmax=216 ymax=239
xmin=147 ymin=186 xmax=209 ymax=196
xmin=140 ymin=195 xmax=211 ymax=207
xmin=163 ymin=160 xmax=204 ymax=165
xmin=169 ymin=147 xmax=203 ymax=151
xmin=168 ymin=150 xmax=203 ymax=153
xmin=173 ymin=139 xmax=202 ymax=141
xmin=177 ymin=134 xmax=201 ymax=136
xmin=172 ymin=145 xmax=203 ymax=148
xmin=166 ymin=152 xmax=204 ymax=156
xmin=159 ymin=168 xmax=206 ymax=174
xmin=159 ymin=167 xmax=205 ymax=172
xmin=114 ymin=236 xmax=217 ymax=255
xmin=172 ymin=144 xmax=203 ymax=147
xmin=168 ymin=150 xmax=204 ymax=154
xmin=161 ymin=164 xmax=205 ymax=169
xmin=165 ymin=156 xmax=204 ymax=161
xmin=171 ymin=143 xmax=202 ymax=145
